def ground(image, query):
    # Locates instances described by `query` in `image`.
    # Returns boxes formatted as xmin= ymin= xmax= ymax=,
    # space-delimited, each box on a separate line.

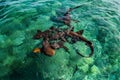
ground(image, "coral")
xmin=0 ymin=35 xmax=7 ymax=48
xmin=91 ymin=65 xmax=100 ymax=75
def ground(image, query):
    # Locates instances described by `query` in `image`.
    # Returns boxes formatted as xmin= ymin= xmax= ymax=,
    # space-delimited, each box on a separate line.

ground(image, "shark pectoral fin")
xmin=76 ymin=30 xmax=84 ymax=35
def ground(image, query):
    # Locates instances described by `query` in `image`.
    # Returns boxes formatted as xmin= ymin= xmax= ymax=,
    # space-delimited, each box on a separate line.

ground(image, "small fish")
xmin=33 ymin=48 xmax=41 ymax=54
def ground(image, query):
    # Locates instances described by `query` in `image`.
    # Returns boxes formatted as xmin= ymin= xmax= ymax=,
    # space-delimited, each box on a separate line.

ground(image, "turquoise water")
xmin=0 ymin=0 xmax=120 ymax=80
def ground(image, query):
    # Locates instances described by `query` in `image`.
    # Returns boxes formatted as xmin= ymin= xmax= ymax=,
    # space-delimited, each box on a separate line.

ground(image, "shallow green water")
xmin=0 ymin=0 xmax=120 ymax=80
